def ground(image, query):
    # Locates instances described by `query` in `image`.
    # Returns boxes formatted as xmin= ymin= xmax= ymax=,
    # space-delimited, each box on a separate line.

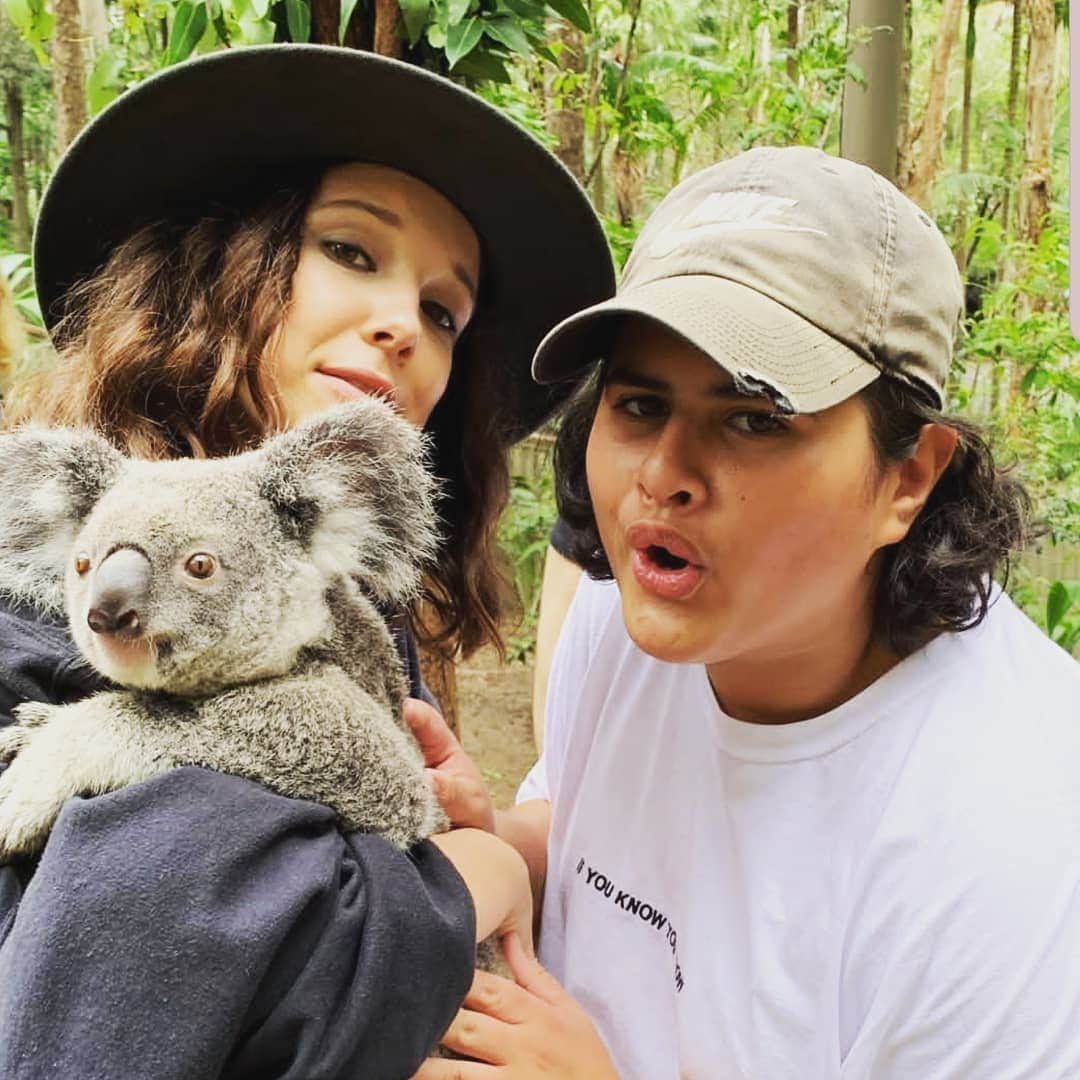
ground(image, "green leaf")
xmin=4 ymin=0 xmax=32 ymax=30
xmin=4 ymin=0 xmax=51 ymax=62
xmin=399 ymin=0 xmax=429 ymax=44
xmin=87 ymin=46 xmax=127 ymax=115
xmin=446 ymin=0 xmax=470 ymax=26
xmin=498 ymin=0 xmax=545 ymax=16
xmin=238 ymin=12 xmax=276 ymax=40
xmin=1046 ymin=580 xmax=1070 ymax=635
xmin=167 ymin=1 xmax=209 ymax=65
xmin=250 ymin=0 xmax=270 ymax=17
xmin=452 ymin=48 xmax=511 ymax=82
xmin=339 ymin=0 xmax=360 ymax=41
xmin=426 ymin=21 xmax=446 ymax=46
xmin=482 ymin=14 xmax=530 ymax=54
xmin=545 ymin=0 xmax=589 ymax=31
xmin=445 ymin=15 xmax=482 ymax=67
xmin=285 ymin=0 xmax=310 ymax=40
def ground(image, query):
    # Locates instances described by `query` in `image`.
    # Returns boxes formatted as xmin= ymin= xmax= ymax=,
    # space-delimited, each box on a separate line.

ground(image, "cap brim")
xmin=532 ymin=275 xmax=881 ymax=414
xmin=34 ymin=46 xmax=614 ymax=443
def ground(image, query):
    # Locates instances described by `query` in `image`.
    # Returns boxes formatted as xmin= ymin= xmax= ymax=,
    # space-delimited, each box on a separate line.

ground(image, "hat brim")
xmin=532 ymin=275 xmax=881 ymax=414
xmin=33 ymin=45 xmax=614 ymax=443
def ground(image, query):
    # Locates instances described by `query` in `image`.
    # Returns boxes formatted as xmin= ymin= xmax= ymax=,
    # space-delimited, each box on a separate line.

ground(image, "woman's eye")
xmin=422 ymin=300 xmax=456 ymax=334
xmin=322 ymin=240 xmax=375 ymax=271
xmin=728 ymin=410 xmax=788 ymax=435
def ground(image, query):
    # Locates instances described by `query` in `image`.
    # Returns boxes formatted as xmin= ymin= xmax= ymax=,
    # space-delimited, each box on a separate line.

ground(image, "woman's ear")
xmin=877 ymin=423 xmax=959 ymax=547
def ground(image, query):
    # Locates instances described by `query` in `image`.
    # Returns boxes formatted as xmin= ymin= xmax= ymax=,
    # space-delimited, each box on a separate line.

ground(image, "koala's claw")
xmin=0 ymin=724 xmax=30 ymax=764
xmin=14 ymin=702 xmax=57 ymax=728
xmin=0 ymin=776 xmax=62 ymax=861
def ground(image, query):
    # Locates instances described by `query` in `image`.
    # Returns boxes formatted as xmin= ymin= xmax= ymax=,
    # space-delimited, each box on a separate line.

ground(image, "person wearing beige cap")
xmin=416 ymin=147 xmax=1080 ymax=1078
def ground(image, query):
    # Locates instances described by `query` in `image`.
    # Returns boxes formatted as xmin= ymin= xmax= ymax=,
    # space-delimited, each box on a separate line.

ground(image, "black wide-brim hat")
xmin=33 ymin=44 xmax=615 ymax=444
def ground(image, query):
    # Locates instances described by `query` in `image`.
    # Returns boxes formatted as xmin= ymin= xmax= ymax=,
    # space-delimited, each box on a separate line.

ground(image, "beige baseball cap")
xmin=532 ymin=145 xmax=963 ymax=413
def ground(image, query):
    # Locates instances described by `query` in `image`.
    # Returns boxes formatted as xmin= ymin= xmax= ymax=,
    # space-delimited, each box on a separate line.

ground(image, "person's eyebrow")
xmin=607 ymin=364 xmax=742 ymax=398
xmin=453 ymin=264 xmax=477 ymax=300
xmin=315 ymin=197 xmax=403 ymax=228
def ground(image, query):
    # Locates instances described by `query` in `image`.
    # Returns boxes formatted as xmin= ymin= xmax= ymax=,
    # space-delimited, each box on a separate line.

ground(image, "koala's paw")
xmin=0 ymin=703 xmax=59 ymax=764
xmin=13 ymin=701 xmax=58 ymax=729
xmin=0 ymin=713 xmax=88 ymax=861
xmin=0 ymin=724 xmax=29 ymax=765
xmin=0 ymin=774 xmax=63 ymax=861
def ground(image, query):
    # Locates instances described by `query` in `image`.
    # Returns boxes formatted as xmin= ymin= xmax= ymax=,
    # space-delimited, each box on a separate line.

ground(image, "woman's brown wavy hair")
xmin=4 ymin=172 xmax=511 ymax=658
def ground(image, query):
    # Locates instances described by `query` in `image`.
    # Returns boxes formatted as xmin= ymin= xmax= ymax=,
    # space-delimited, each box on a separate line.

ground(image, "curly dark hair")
xmin=553 ymin=364 xmax=1032 ymax=656
xmin=4 ymin=170 xmax=512 ymax=658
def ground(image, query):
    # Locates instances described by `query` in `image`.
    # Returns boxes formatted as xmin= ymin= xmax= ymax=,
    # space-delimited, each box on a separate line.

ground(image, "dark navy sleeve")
xmin=0 ymin=767 xmax=475 ymax=1080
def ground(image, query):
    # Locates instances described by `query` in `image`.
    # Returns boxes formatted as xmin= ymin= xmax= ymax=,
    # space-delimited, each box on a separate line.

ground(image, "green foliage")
xmin=498 ymin=465 xmax=559 ymax=662
xmin=0 ymin=252 xmax=42 ymax=328
xmin=1009 ymin=574 xmax=1080 ymax=656
xmin=3 ymin=0 xmax=52 ymax=65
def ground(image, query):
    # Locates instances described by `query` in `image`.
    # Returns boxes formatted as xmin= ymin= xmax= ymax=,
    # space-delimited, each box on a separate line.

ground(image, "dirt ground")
xmin=455 ymin=647 xmax=538 ymax=809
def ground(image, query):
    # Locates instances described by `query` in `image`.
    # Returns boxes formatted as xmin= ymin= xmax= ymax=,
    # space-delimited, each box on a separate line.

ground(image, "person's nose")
xmin=637 ymin=418 xmax=708 ymax=510
xmin=360 ymin=286 xmax=421 ymax=363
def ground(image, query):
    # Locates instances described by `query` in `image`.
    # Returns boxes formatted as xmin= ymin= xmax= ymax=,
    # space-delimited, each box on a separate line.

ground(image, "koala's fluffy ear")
xmin=257 ymin=399 xmax=440 ymax=606
xmin=0 ymin=426 xmax=125 ymax=612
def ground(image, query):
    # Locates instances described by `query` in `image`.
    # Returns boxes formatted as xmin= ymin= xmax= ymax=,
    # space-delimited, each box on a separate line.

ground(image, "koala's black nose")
xmin=87 ymin=548 xmax=152 ymax=640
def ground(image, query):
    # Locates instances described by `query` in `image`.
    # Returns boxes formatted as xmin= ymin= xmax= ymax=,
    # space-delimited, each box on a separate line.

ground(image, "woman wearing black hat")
xmin=0 ymin=45 xmax=613 ymax=1079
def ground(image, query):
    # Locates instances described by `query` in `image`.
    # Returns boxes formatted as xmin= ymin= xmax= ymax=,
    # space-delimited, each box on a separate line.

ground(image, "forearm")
xmin=494 ymin=798 xmax=551 ymax=907
xmin=430 ymin=827 xmax=532 ymax=945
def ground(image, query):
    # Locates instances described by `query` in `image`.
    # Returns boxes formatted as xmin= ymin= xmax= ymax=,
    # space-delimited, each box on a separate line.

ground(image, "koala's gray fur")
xmin=0 ymin=399 xmax=446 ymax=861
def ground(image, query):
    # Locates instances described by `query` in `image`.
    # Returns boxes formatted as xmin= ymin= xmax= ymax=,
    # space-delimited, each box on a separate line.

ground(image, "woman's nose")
xmin=637 ymin=422 xmax=708 ymax=509
xmin=361 ymin=293 xmax=420 ymax=362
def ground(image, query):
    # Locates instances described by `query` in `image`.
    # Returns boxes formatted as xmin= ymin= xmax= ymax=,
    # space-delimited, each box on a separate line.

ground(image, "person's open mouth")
xmin=626 ymin=523 xmax=706 ymax=601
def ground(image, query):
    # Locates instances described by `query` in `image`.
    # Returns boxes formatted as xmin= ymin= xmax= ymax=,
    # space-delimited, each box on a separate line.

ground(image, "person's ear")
xmin=877 ymin=423 xmax=959 ymax=547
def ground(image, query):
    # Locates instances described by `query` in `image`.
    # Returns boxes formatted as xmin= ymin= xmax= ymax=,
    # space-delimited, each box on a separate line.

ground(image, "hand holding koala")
xmin=0 ymin=399 xmax=446 ymax=860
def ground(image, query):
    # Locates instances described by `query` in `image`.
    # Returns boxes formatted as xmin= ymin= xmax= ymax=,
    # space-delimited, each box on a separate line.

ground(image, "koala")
xmin=0 ymin=398 xmax=446 ymax=861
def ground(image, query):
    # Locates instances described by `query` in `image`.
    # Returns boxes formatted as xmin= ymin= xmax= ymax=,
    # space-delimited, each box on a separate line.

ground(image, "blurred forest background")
xmin=1 ymin=0 xmax=1076 ymax=680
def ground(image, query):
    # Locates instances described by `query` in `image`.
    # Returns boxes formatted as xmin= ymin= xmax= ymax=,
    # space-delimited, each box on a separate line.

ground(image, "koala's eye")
xmin=74 ymin=554 xmax=91 ymax=575
xmin=184 ymin=553 xmax=217 ymax=579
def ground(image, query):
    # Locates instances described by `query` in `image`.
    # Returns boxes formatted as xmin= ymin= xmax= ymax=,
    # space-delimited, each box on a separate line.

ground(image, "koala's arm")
xmin=0 ymin=767 xmax=475 ymax=1080
xmin=0 ymin=693 xmax=169 ymax=860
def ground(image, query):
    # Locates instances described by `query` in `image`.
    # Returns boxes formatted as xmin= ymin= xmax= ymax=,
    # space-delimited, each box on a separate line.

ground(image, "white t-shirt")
xmin=519 ymin=577 xmax=1080 ymax=1080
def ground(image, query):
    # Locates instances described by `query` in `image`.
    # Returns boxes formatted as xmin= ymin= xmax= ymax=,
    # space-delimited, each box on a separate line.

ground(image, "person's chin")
xmin=616 ymin=573 xmax=717 ymax=665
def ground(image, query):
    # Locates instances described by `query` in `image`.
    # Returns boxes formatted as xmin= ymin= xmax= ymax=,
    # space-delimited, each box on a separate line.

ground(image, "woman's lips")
xmin=315 ymin=367 xmax=396 ymax=404
xmin=626 ymin=523 xmax=706 ymax=600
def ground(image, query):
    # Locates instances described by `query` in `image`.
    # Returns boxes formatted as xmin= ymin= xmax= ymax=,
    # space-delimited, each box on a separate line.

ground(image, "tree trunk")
xmin=896 ymin=0 xmax=913 ymax=182
xmin=1017 ymin=0 xmax=1054 ymax=247
xmin=751 ymin=18 xmax=771 ymax=128
xmin=3 ymin=81 xmax=31 ymax=252
xmin=52 ymin=0 xmax=88 ymax=154
xmin=80 ymin=0 xmax=108 ymax=51
xmin=308 ymin=0 xmax=372 ymax=49
xmin=841 ymin=0 xmax=903 ymax=183
xmin=953 ymin=0 xmax=977 ymax=273
xmin=547 ymin=21 xmax=586 ymax=182
xmin=904 ymin=0 xmax=964 ymax=206
xmin=786 ymin=1 xmax=799 ymax=83
xmin=612 ymin=141 xmax=642 ymax=226
xmin=1000 ymin=0 xmax=1023 ymax=233
xmin=372 ymin=0 xmax=402 ymax=58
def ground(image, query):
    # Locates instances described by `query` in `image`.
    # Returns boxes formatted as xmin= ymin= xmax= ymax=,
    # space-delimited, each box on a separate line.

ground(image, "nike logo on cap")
xmin=649 ymin=192 xmax=828 ymax=258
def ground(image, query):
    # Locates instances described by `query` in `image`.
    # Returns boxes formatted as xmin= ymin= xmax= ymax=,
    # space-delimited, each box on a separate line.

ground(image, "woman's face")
xmin=585 ymin=322 xmax=907 ymax=671
xmin=267 ymin=163 xmax=480 ymax=429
